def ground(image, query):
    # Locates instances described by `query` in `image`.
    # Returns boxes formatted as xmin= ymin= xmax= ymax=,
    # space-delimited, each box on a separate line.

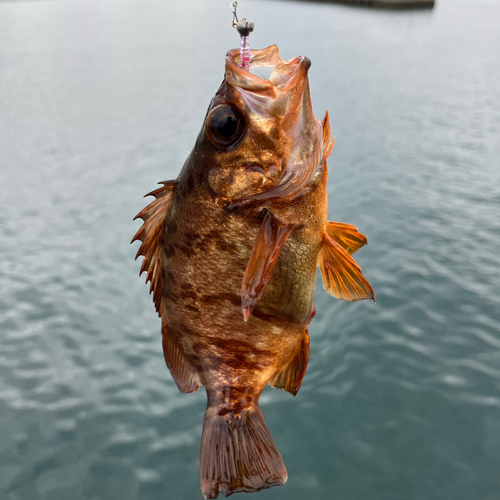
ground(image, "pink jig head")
xmin=231 ymin=2 xmax=254 ymax=72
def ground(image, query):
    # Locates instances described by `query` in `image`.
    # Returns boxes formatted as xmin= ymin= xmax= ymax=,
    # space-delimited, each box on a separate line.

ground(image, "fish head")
xmin=196 ymin=45 xmax=324 ymax=203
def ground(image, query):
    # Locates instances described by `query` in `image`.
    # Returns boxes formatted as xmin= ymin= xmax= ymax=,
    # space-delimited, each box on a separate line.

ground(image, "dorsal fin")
xmin=326 ymin=221 xmax=368 ymax=255
xmin=241 ymin=210 xmax=298 ymax=321
xmin=133 ymin=180 xmax=200 ymax=394
xmin=322 ymin=111 xmax=335 ymax=160
xmin=162 ymin=323 xmax=201 ymax=393
xmin=131 ymin=180 xmax=176 ymax=314
xmin=319 ymin=232 xmax=375 ymax=302
xmin=270 ymin=330 xmax=310 ymax=396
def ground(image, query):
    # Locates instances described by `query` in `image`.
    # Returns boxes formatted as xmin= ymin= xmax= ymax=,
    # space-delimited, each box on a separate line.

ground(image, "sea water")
xmin=0 ymin=0 xmax=499 ymax=498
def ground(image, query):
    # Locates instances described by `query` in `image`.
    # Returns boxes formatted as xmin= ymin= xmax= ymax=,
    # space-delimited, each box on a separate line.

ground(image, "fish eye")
xmin=205 ymin=104 xmax=246 ymax=150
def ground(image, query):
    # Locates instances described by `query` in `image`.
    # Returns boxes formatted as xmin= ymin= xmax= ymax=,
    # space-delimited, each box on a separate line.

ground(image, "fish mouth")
xmin=225 ymin=45 xmax=311 ymax=96
xmin=244 ymin=164 xmax=281 ymax=186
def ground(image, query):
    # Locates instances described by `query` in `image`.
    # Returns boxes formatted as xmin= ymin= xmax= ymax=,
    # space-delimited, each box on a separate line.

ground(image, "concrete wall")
xmin=304 ymin=0 xmax=435 ymax=8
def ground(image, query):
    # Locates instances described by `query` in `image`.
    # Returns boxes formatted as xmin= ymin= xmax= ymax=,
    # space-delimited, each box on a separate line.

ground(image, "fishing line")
xmin=230 ymin=1 xmax=254 ymax=72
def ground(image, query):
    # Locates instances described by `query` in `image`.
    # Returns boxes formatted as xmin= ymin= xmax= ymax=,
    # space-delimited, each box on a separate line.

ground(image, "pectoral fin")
xmin=319 ymin=233 xmax=375 ymax=302
xmin=241 ymin=211 xmax=298 ymax=321
xmin=132 ymin=180 xmax=176 ymax=314
xmin=326 ymin=221 xmax=368 ymax=254
xmin=270 ymin=330 xmax=310 ymax=396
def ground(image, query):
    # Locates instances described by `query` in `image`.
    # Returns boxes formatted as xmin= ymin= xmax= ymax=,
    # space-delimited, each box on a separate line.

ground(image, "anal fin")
xmin=270 ymin=330 xmax=310 ymax=396
xmin=162 ymin=323 xmax=200 ymax=393
xmin=319 ymin=233 xmax=375 ymax=302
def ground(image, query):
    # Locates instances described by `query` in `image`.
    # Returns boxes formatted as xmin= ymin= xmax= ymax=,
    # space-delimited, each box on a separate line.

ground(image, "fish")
xmin=132 ymin=44 xmax=374 ymax=499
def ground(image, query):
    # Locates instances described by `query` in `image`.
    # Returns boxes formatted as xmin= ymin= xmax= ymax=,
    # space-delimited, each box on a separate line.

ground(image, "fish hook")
xmin=230 ymin=1 xmax=254 ymax=72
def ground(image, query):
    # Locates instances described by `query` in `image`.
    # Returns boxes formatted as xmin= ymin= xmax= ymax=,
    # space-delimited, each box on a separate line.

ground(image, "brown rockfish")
xmin=132 ymin=45 xmax=374 ymax=499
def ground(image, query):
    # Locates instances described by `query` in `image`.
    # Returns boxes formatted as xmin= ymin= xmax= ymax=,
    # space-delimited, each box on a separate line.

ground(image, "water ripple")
xmin=1 ymin=0 xmax=500 ymax=499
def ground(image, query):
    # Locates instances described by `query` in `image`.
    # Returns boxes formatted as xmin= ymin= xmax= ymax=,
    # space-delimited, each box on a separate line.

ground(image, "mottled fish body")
xmin=133 ymin=45 xmax=374 ymax=499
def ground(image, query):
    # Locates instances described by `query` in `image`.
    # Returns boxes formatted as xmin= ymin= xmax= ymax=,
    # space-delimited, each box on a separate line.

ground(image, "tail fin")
xmin=200 ymin=405 xmax=287 ymax=499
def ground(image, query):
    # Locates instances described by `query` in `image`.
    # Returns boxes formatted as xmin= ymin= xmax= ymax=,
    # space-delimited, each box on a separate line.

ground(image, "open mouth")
xmin=225 ymin=45 xmax=311 ymax=93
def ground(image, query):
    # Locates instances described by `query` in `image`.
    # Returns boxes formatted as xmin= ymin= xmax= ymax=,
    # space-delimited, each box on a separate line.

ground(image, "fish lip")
xmin=244 ymin=164 xmax=281 ymax=184
xmin=245 ymin=165 xmax=265 ymax=175
xmin=225 ymin=45 xmax=311 ymax=93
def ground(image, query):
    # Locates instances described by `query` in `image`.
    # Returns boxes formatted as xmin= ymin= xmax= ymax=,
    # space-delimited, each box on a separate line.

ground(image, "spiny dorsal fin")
xmin=326 ymin=221 xmax=368 ymax=255
xmin=241 ymin=210 xmax=298 ymax=321
xmin=322 ymin=111 xmax=335 ymax=160
xmin=270 ymin=330 xmax=310 ymax=396
xmin=131 ymin=180 xmax=176 ymax=314
xmin=319 ymin=233 xmax=375 ymax=302
xmin=133 ymin=180 xmax=200 ymax=395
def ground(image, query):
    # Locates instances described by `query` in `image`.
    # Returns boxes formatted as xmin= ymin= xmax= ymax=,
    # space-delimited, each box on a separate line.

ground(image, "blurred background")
xmin=1 ymin=0 xmax=499 ymax=499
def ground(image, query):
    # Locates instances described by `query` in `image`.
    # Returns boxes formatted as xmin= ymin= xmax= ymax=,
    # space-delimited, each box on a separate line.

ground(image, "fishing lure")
xmin=231 ymin=1 xmax=254 ymax=72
